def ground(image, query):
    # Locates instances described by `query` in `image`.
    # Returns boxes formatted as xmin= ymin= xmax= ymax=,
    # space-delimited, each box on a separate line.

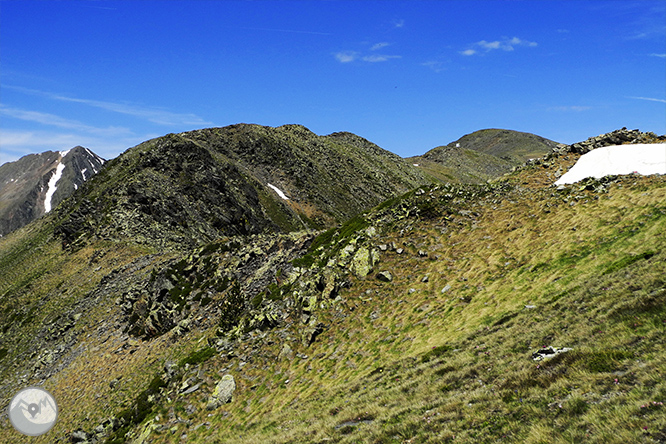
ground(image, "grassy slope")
xmin=1 ymin=147 xmax=665 ymax=443
xmin=188 ymin=174 xmax=664 ymax=444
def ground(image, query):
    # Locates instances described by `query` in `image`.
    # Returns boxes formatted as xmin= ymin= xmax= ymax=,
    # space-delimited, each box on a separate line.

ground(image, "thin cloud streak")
xmin=370 ymin=42 xmax=390 ymax=51
xmin=236 ymin=26 xmax=332 ymax=36
xmin=628 ymin=96 xmax=666 ymax=104
xmin=4 ymin=85 xmax=212 ymax=126
xmin=0 ymin=105 xmax=132 ymax=136
xmin=548 ymin=105 xmax=593 ymax=112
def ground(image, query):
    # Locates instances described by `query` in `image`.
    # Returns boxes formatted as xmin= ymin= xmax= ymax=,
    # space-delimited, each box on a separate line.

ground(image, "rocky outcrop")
xmin=554 ymin=128 xmax=665 ymax=156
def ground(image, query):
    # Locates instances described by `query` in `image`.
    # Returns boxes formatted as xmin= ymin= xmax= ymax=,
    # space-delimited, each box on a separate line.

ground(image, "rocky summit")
xmin=51 ymin=124 xmax=429 ymax=250
xmin=0 ymin=127 xmax=665 ymax=444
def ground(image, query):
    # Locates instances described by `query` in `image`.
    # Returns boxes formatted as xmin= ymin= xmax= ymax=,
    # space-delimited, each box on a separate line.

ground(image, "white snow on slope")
xmin=555 ymin=143 xmax=666 ymax=186
xmin=267 ymin=183 xmax=289 ymax=200
xmin=44 ymin=161 xmax=66 ymax=213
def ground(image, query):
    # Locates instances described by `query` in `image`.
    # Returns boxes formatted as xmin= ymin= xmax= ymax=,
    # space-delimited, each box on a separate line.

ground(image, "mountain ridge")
xmin=50 ymin=124 xmax=431 ymax=250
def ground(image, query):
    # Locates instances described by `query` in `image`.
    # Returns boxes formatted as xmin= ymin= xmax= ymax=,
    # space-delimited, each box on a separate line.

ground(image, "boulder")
xmin=206 ymin=375 xmax=236 ymax=410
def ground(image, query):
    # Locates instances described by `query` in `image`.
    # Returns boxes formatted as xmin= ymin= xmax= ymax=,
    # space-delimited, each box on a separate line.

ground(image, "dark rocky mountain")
xmin=52 ymin=124 xmax=430 ymax=250
xmin=0 ymin=146 xmax=105 ymax=236
xmin=409 ymin=128 xmax=561 ymax=183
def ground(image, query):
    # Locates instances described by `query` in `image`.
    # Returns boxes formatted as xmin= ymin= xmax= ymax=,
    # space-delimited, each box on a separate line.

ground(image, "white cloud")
xmin=394 ymin=19 xmax=405 ymax=28
xmin=628 ymin=96 xmax=666 ymax=104
xmin=370 ymin=42 xmax=390 ymax=51
xmin=462 ymin=36 xmax=537 ymax=55
xmin=4 ymin=85 xmax=212 ymax=126
xmin=334 ymin=51 xmax=358 ymax=63
xmin=335 ymin=45 xmax=401 ymax=63
xmin=362 ymin=54 xmax=401 ymax=63
xmin=478 ymin=40 xmax=502 ymax=50
xmin=649 ymin=53 xmax=666 ymax=58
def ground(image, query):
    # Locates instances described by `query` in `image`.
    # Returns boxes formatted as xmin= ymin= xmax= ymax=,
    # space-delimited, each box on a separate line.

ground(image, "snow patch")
xmin=456 ymin=143 xmax=461 ymax=148
xmin=554 ymin=143 xmax=666 ymax=185
xmin=267 ymin=183 xmax=289 ymax=200
xmin=44 ymin=161 xmax=66 ymax=213
xmin=60 ymin=149 xmax=71 ymax=158
xmin=413 ymin=163 xmax=419 ymax=167
xmin=81 ymin=168 xmax=88 ymax=180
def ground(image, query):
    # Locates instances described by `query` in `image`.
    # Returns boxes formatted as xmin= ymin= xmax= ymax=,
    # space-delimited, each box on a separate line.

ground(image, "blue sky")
xmin=1 ymin=0 xmax=664 ymax=164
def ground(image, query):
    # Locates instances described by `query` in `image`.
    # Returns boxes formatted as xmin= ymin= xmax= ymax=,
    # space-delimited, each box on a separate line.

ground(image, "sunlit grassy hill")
xmin=0 ymin=129 xmax=665 ymax=444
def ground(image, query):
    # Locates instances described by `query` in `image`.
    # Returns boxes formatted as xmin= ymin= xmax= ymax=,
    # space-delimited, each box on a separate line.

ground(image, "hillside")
xmin=51 ymin=124 xmax=430 ymax=250
xmin=0 ymin=128 xmax=665 ymax=444
xmin=0 ymin=146 xmax=105 ymax=236
xmin=409 ymin=128 xmax=560 ymax=183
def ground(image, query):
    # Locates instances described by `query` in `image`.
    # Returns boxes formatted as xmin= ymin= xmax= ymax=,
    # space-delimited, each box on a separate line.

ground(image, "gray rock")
xmin=70 ymin=429 xmax=90 ymax=443
xmin=532 ymin=346 xmax=572 ymax=361
xmin=377 ymin=271 xmax=393 ymax=282
xmin=441 ymin=284 xmax=451 ymax=293
xmin=302 ymin=321 xmax=325 ymax=347
xmin=164 ymin=361 xmax=178 ymax=379
xmin=396 ymin=248 xmax=404 ymax=254
xmin=206 ymin=375 xmax=236 ymax=410
xmin=278 ymin=343 xmax=293 ymax=361
xmin=181 ymin=383 xmax=201 ymax=395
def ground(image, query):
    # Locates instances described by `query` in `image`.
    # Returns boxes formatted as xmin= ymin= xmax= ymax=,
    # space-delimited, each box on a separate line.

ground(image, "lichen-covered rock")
xmin=206 ymin=375 xmax=236 ymax=410
xmin=350 ymin=247 xmax=373 ymax=278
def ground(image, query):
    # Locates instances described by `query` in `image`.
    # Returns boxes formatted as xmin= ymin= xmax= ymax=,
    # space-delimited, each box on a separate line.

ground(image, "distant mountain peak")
xmin=408 ymin=128 xmax=560 ymax=184
xmin=0 ymin=146 xmax=105 ymax=236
